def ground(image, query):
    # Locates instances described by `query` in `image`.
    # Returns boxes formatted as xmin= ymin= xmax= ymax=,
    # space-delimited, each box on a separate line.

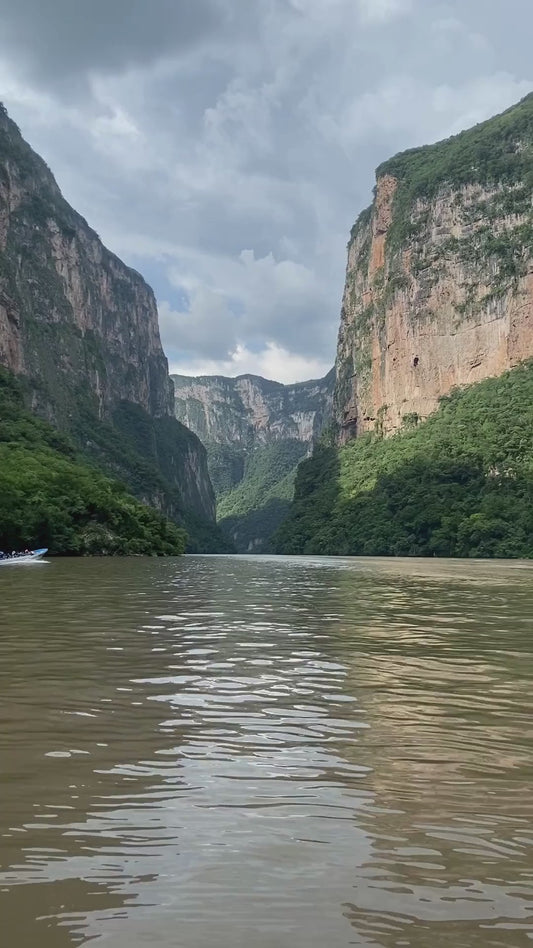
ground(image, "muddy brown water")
xmin=1 ymin=554 xmax=532 ymax=946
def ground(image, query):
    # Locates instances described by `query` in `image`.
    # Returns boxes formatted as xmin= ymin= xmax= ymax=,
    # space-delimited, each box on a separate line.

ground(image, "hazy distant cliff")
xmin=335 ymin=93 xmax=533 ymax=442
xmin=173 ymin=371 xmax=334 ymax=551
xmin=173 ymin=371 xmax=335 ymax=450
xmin=0 ymin=104 xmax=218 ymax=543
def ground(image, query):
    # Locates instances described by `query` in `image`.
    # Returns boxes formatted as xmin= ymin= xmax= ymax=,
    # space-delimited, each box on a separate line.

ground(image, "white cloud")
xmin=159 ymin=247 xmax=333 ymax=365
xmin=430 ymin=17 xmax=491 ymax=55
xmin=358 ymin=0 xmax=413 ymax=24
xmin=169 ymin=342 xmax=332 ymax=385
xmin=321 ymin=72 xmax=533 ymax=155
xmin=431 ymin=73 xmax=533 ymax=136
xmin=158 ymin=292 xmax=239 ymax=362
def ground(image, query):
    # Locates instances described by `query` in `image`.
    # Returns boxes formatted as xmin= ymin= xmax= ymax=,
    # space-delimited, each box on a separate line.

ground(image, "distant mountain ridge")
xmin=172 ymin=370 xmax=334 ymax=551
xmin=173 ymin=370 xmax=335 ymax=448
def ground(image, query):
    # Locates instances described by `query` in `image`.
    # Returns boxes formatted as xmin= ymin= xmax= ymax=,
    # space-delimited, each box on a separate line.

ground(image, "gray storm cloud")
xmin=0 ymin=0 xmax=225 ymax=79
xmin=0 ymin=0 xmax=531 ymax=380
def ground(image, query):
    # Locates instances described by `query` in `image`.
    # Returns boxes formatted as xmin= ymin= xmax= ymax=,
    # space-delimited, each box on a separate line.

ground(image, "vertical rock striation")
xmin=0 ymin=104 xmax=217 ymax=538
xmin=173 ymin=371 xmax=335 ymax=450
xmin=172 ymin=371 xmax=334 ymax=551
xmin=334 ymin=93 xmax=533 ymax=442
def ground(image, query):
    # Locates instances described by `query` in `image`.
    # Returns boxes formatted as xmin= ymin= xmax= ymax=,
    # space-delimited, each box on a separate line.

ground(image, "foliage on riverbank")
xmin=274 ymin=362 xmax=533 ymax=558
xmin=0 ymin=369 xmax=187 ymax=555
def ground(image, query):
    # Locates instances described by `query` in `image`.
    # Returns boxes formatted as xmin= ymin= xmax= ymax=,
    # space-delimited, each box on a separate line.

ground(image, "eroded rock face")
xmin=0 ymin=104 xmax=215 ymax=527
xmin=334 ymin=96 xmax=533 ymax=442
xmin=172 ymin=372 xmax=335 ymax=449
xmin=0 ymin=105 xmax=170 ymax=421
xmin=172 ymin=370 xmax=334 ymax=553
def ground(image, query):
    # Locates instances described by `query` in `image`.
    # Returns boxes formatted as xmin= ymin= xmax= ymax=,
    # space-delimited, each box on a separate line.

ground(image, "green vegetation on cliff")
xmin=172 ymin=372 xmax=334 ymax=553
xmin=216 ymin=441 xmax=308 ymax=553
xmin=275 ymin=363 xmax=533 ymax=559
xmin=0 ymin=369 xmax=187 ymax=555
xmin=205 ymin=443 xmax=245 ymax=497
xmin=69 ymin=401 xmax=230 ymax=553
xmin=378 ymin=92 xmax=533 ymax=253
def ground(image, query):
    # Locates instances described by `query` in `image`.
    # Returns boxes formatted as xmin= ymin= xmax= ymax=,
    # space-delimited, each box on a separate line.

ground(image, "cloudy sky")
xmin=0 ymin=1 xmax=531 ymax=382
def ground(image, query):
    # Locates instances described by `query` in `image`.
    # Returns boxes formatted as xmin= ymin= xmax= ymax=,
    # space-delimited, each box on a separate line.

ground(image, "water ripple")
xmin=0 ymin=554 xmax=532 ymax=946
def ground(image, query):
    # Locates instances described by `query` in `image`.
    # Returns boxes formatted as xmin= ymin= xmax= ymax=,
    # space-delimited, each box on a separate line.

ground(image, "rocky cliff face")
xmin=0 ymin=104 xmax=216 ymax=533
xmin=172 ymin=371 xmax=334 ymax=553
xmin=0 ymin=104 xmax=171 ymax=420
xmin=335 ymin=93 xmax=533 ymax=442
xmin=173 ymin=371 xmax=335 ymax=450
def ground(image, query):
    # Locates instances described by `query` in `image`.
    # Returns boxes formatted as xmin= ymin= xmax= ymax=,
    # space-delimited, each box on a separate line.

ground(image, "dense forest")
xmin=275 ymin=362 xmax=533 ymax=559
xmin=0 ymin=368 xmax=187 ymax=556
xmin=215 ymin=440 xmax=308 ymax=552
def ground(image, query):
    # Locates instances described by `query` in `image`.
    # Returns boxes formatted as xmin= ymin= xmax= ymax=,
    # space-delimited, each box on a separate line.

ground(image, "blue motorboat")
xmin=0 ymin=548 xmax=48 ymax=565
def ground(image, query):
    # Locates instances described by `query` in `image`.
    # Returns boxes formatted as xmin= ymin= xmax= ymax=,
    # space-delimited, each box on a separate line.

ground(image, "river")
xmin=1 ymin=554 xmax=532 ymax=947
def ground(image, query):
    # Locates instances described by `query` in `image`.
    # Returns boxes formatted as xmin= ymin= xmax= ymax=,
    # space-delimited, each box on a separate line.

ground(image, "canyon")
xmin=2 ymin=90 xmax=533 ymax=558
xmin=173 ymin=372 xmax=334 ymax=551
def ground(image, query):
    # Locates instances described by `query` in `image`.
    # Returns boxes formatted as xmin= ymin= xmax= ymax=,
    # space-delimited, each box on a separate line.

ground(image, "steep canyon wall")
xmin=173 ymin=371 xmax=335 ymax=451
xmin=334 ymin=94 xmax=533 ymax=442
xmin=0 ymin=104 xmax=216 ymax=533
xmin=173 ymin=371 xmax=334 ymax=552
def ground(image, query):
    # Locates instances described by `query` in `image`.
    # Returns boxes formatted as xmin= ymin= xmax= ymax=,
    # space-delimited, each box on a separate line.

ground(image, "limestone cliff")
xmin=172 ymin=371 xmax=334 ymax=552
xmin=335 ymin=93 xmax=533 ymax=442
xmin=0 ymin=104 xmax=218 ymax=541
xmin=173 ymin=372 xmax=334 ymax=450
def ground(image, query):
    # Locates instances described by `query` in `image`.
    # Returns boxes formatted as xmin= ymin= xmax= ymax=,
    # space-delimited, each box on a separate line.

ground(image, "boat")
xmin=0 ymin=548 xmax=48 ymax=565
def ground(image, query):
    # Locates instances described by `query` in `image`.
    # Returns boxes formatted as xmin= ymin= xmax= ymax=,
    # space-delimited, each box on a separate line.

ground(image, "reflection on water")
xmin=0 ymin=555 xmax=532 ymax=947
